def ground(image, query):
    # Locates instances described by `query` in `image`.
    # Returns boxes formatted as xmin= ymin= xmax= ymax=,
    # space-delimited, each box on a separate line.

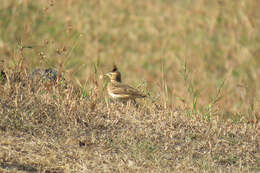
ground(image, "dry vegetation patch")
xmin=0 ymin=72 xmax=259 ymax=172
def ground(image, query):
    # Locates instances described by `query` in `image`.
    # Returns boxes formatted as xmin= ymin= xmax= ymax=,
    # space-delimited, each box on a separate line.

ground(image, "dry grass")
xmin=0 ymin=73 xmax=259 ymax=172
xmin=0 ymin=0 xmax=259 ymax=172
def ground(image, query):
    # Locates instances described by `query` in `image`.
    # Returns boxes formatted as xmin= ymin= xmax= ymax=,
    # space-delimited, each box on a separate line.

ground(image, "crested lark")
xmin=106 ymin=66 xmax=146 ymax=103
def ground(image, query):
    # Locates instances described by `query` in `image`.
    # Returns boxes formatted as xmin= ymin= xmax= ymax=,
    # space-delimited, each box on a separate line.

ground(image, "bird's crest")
xmin=112 ymin=65 xmax=118 ymax=72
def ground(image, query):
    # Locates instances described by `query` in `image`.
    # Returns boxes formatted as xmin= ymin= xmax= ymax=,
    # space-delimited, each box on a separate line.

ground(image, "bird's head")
xmin=105 ymin=65 xmax=121 ymax=82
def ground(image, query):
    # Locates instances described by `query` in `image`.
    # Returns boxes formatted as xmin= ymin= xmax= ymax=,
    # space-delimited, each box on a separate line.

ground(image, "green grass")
xmin=0 ymin=0 xmax=259 ymax=172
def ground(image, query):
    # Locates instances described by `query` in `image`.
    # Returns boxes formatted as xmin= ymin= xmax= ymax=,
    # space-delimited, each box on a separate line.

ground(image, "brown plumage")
xmin=106 ymin=66 xmax=146 ymax=101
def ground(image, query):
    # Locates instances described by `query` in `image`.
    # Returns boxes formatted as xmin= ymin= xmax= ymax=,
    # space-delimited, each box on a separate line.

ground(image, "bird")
xmin=105 ymin=65 xmax=146 ymax=103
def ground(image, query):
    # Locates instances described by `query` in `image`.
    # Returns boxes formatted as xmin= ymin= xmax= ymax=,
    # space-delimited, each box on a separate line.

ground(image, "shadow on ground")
xmin=0 ymin=162 xmax=38 ymax=172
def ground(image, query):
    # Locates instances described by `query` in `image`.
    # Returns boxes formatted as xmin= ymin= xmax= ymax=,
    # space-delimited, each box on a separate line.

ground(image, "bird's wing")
xmin=111 ymin=83 xmax=146 ymax=98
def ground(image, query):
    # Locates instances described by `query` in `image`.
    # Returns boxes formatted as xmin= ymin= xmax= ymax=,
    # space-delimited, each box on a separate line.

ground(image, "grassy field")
xmin=0 ymin=0 xmax=259 ymax=172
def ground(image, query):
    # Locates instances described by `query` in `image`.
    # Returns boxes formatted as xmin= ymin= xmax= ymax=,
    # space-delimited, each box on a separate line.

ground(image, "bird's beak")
xmin=104 ymin=73 xmax=110 ymax=79
xmin=105 ymin=72 xmax=111 ymax=77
